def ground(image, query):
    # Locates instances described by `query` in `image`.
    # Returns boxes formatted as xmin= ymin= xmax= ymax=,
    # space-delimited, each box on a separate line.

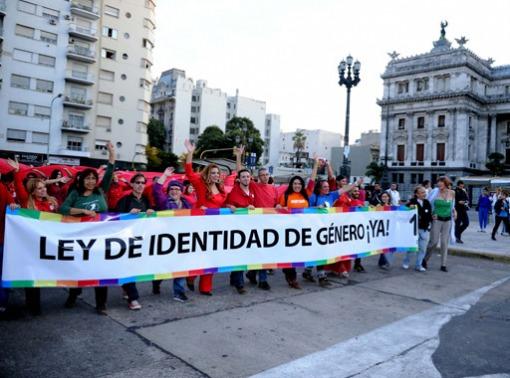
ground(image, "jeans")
xmin=173 ymin=278 xmax=186 ymax=296
xmin=230 ymin=271 xmax=245 ymax=288
xmin=478 ymin=208 xmax=489 ymax=230
xmin=403 ymin=229 xmax=429 ymax=269
xmin=0 ymin=245 xmax=8 ymax=308
xmin=304 ymin=265 xmax=326 ymax=278
xmin=455 ymin=210 xmax=469 ymax=240
xmin=122 ymin=282 xmax=139 ymax=302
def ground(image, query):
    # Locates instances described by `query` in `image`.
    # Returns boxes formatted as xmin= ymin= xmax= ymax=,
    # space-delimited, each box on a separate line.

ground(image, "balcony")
xmin=59 ymin=146 xmax=91 ymax=158
xmin=65 ymin=70 xmax=95 ymax=85
xmin=61 ymin=120 xmax=91 ymax=133
xmin=69 ymin=23 xmax=97 ymax=42
xmin=70 ymin=1 xmax=99 ymax=20
xmin=63 ymin=95 xmax=93 ymax=109
xmin=66 ymin=45 xmax=96 ymax=63
xmin=0 ymin=0 xmax=6 ymax=15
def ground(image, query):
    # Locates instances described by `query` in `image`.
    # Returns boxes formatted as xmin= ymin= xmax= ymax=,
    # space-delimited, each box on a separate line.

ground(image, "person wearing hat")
xmin=152 ymin=167 xmax=191 ymax=302
xmin=116 ymin=173 xmax=155 ymax=311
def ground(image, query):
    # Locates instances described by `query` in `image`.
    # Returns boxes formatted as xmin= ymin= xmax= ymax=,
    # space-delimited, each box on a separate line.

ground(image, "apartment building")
xmin=0 ymin=0 xmax=156 ymax=167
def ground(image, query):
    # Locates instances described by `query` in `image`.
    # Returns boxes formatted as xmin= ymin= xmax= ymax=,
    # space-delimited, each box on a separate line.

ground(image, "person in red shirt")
xmin=184 ymin=139 xmax=227 ymax=296
xmin=328 ymin=186 xmax=365 ymax=277
xmin=226 ymin=169 xmax=255 ymax=294
xmin=0 ymin=179 xmax=18 ymax=315
xmin=107 ymin=172 xmax=131 ymax=210
xmin=182 ymin=180 xmax=198 ymax=208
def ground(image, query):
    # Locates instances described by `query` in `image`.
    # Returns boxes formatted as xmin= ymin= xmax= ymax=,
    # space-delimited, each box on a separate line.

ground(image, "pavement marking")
xmin=252 ymin=276 xmax=510 ymax=378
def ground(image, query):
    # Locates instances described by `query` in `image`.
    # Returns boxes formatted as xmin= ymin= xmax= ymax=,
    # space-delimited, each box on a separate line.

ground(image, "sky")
xmin=153 ymin=0 xmax=510 ymax=141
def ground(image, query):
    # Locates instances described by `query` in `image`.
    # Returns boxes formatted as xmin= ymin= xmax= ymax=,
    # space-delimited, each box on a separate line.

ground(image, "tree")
xmin=147 ymin=118 xmax=166 ymax=149
xmin=485 ymin=152 xmax=506 ymax=176
xmin=225 ymin=117 xmax=264 ymax=164
xmin=145 ymin=145 xmax=162 ymax=171
xmin=292 ymin=130 xmax=306 ymax=168
xmin=365 ymin=162 xmax=386 ymax=183
xmin=195 ymin=125 xmax=230 ymax=158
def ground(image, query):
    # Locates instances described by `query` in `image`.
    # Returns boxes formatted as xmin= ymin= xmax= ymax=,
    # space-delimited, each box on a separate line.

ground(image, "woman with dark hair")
xmin=424 ymin=176 xmax=457 ymax=272
xmin=151 ymin=167 xmax=191 ymax=302
xmin=184 ymin=140 xmax=227 ymax=296
xmin=182 ymin=180 xmax=197 ymax=208
xmin=60 ymin=142 xmax=115 ymax=314
xmin=277 ymin=175 xmax=315 ymax=289
xmin=377 ymin=192 xmax=393 ymax=270
xmin=116 ymin=172 xmax=154 ymax=310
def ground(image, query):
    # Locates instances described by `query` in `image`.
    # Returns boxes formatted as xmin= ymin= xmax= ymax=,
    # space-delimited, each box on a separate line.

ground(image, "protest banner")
xmin=2 ymin=206 xmax=418 ymax=288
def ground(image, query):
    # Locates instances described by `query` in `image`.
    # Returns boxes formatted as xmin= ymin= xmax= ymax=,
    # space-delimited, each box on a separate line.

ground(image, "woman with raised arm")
xmin=151 ymin=167 xmax=191 ymax=302
xmin=60 ymin=142 xmax=115 ymax=315
xmin=183 ymin=139 xmax=226 ymax=296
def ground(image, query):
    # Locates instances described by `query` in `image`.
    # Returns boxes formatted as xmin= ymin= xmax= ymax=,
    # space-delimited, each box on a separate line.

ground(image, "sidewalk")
xmin=448 ymin=211 xmax=510 ymax=263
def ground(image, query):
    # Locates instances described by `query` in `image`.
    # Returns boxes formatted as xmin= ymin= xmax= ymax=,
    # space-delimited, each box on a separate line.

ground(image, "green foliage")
xmin=486 ymin=152 xmax=506 ymax=176
xmin=292 ymin=130 xmax=307 ymax=168
xmin=195 ymin=125 xmax=230 ymax=158
xmin=365 ymin=161 xmax=386 ymax=183
xmin=147 ymin=118 xmax=166 ymax=149
xmin=225 ymin=117 xmax=264 ymax=163
xmin=145 ymin=145 xmax=179 ymax=172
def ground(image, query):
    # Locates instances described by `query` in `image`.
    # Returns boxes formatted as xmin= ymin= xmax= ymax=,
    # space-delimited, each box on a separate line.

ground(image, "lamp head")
xmin=353 ymin=60 xmax=361 ymax=72
xmin=346 ymin=55 xmax=353 ymax=66
xmin=338 ymin=60 xmax=346 ymax=73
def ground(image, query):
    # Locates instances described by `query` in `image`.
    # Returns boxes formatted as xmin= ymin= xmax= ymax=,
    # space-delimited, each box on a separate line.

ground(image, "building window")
xmin=102 ymin=26 xmax=118 ymax=39
xmin=136 ymin=122 xmax=147 ymax=133
xmin=42 ymin=7 xmax=59 ymax=21
xmin=13 ymin=49 xmax=33 ymax=63
xmin=143 ymin=18 xmax=156 ymax=31
xmin=397 ymin=81 xmax=409 ymax=94
xmin=99 ymin=69 xmax=115 ymax=81
xmin=96 ymin=116 xmax=112 ymax=129
xmin=145 ymin=0 xmax=156 ymax=10
xmin=101 ymin=48 xmax=116 ymax=60
xmin=190 ymin=117 xmax=197 ymax=124
xmin=67 ymin=136 xmax=83 ymax=151
xmin=34 ymin=105 xmax=51 ymax=118
xmin=8 ymin=101 xmax=29 ymax=116
xmin=97 ymin=92 xmax=113 ymax=105
xmin=122 ymin=53 xmax=128 ymax=60
xmin=35 ymin=79 xmax=54 ymax=93
xmin=38 ymin=54 xmax=56 ymax=67
xmin=6 ymin=129 xmax=27 ymax=142
xmin=17 ymin=1 xmax=36 ymax=14
xmin=68 ymin=113 xmax=85 ymax=127
xmin=15 ymin=24 xmax=35 ymax=39
xmin=40 ymin=31 xmax=58 ymax=45
xmin=397 ymin=145 xmax=405 ymax=162
xmin=436 ymin=143 xmax=445 ymax=161
xmin=411 ymin=174 xmax=417 ymax=184
xmin=140 ymin=79 xmax=151 ymax=89
xmin=398 ymin=118 xmax=406 ymax=130
xmin=416 ymin=78 xmax=429 ymax=92
xmin=191 ymin=106 xmax=197 ymax=113
xmin=11 ymin=74 xmax=30 ymax=89
xmin=417 ymin=116 xmax=425 ymax=129
xmin=32 ymin=132 xmax=49 ymax=144
xmin=104 ymin=5 xmax=119 ymax=18
xmin=141 ymin=58 xmax=152 ymax=69
xmin=437 ymin=115 xmax=445 ymax=127
xmin=416 ymin=144 xmax=424 ymax=162
xmin=95 ymin=140 xmax=108 ymax=152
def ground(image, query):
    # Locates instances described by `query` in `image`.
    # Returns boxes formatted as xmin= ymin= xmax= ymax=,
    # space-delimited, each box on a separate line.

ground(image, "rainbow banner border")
xmin=1 ymin=247 xmax=418 ymax=288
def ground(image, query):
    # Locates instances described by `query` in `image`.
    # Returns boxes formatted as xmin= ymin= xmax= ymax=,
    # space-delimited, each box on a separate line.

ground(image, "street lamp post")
xmin=338 ymin=55 xmax=361 ymax=180
xmin=46 ymin=93 xmax=63 ymax=164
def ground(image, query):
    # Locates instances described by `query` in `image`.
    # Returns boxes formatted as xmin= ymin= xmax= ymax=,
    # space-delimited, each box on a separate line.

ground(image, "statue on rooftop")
xmin=440 ymin=21 xmax=448 ymax=39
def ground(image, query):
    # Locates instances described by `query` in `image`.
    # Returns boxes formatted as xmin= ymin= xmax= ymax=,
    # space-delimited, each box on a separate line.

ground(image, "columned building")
xmin=378 ymin=25 xmax=510 ymax=196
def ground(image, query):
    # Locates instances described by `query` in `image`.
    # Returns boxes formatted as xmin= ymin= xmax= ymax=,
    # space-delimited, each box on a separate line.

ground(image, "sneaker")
xmin=122 ymin=290 xmax=129 ymax=300
xmin=173 ymin=293 xmax=188 ymax=302
xmin=246 ymin=271 xmax=257 ymax=285
xmin=258 ymin=281 xmax=271 ymax=291
xmin=354 ymin=264 xmax=366 ymax=273
xmin=422 ymin=260 xmax=428 ymax=269
xmin=440 ymin=266 xmax=448 ymax=273
xmin=96 ymin=306 xmax=108 ymax=315
xmin=415 ymin=266 xmax=427 ymax=272
xmin=287 ymin=279 xmax=301 ymax=289
xmin=128 ymin=300 xmax=142 ymax=310
xmin=302 ymin=270 xmax=316 ymax=283
xmin=492 ymin=236 xmax=497 ymax=241
xmin=236 ymin=286 xmax=247 ymax=294
xmin=379 ymin=263 xmax=390 ymax=271
xmin=402 ymin=264 xmax=409 ymax=270
xmin=456 ymin=239 xmax=464 ymax=244
xmin=341 ymin=271 xmax=350 ymax=279
xmin=318 ymin=277 xmax=332 ymax=287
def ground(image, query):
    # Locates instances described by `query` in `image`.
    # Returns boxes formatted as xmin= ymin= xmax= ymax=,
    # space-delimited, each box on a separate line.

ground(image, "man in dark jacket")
xmin=491 ymin=191 xmax=510 ymax=241
xmin=403 ymin=185 xmax=433 ymax=271
xmin=454 ymin=180 xmax=469 ymax=243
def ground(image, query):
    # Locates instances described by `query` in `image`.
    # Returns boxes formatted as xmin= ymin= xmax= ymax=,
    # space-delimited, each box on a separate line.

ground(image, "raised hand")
xmin=184 ymin=139 xmax=195 ymax=154
xmin=7 ymin=158 xmax=20 ymax=172
xmin=163 ymin=167 xmax=175 ymax=177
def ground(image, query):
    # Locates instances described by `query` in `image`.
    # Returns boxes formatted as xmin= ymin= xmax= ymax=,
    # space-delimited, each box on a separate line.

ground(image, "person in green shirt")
xmin=60 ymin=142 xmax=115 ymax=315
xmin=424 ymin=176 xmax=457 ymax=272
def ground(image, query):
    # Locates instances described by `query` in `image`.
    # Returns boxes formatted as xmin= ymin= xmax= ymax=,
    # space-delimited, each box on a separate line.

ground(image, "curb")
xmin=448 ymin=248 xmax=510 ymax=264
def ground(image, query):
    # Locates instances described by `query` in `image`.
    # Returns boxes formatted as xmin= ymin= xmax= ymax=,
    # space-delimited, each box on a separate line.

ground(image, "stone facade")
xmin=378 ymin=26 xmax=510 ymax=198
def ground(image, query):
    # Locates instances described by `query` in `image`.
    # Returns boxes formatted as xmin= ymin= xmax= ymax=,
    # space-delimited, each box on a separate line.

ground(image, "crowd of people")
xmin=0 ymin=140 xmax=508 ymax=317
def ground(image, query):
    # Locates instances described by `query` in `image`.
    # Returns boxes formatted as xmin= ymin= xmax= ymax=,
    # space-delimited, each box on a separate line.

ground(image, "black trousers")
xmin=25 ymin=288 xmax=40 ymax=313
xmin=455 ymin=211 xmax=469 ymax=239
xmin=492 ymin=216 xmax=510 ymax=238
xmin=68 ymin=287 xmax=107 ymax=308
xmin=283 ymin=268 xmax=297 ymax=282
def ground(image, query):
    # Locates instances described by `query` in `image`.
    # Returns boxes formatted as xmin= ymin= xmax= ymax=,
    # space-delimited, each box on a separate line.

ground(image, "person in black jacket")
xmin=115 ymin=173 xmax=154 ymax=310
xmin=454 ymin=180 xmax=470 ymax=243
xmin=403 ymin=185 xmax=433 ymax=271
xmin=491 ymin=190 xmax=510 ymax=241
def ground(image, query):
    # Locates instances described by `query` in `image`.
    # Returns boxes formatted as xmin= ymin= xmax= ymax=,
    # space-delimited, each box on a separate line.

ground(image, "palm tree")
xmin=365 ymin=161 xmax=386 ymax=183
xmin=292 ymin=131 xmax=306 ymax=168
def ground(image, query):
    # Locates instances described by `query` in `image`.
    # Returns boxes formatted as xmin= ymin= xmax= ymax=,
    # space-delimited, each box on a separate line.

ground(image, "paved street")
xmin=1 ymin=244 xmax=509 ymax=378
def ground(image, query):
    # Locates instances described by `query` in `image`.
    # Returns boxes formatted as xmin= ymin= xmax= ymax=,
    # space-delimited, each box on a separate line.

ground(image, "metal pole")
xmin=342 ymin=86 xmax=351 ymax=178
xmin=46 ymin=93 xmax=62 ymax=164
